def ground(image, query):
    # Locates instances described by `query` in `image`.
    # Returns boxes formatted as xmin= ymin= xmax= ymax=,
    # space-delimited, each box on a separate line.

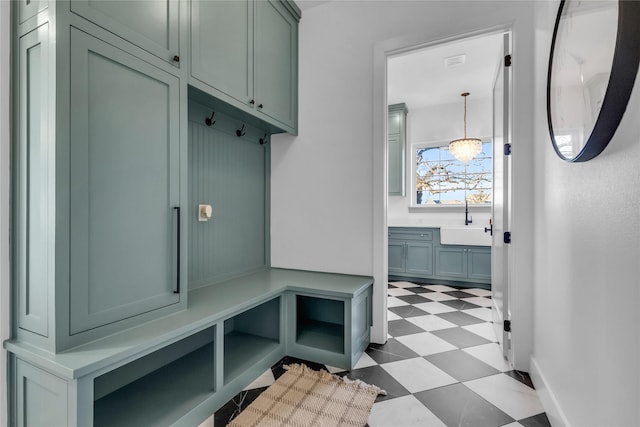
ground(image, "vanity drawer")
xmin=388 ymin=228 xmax=434 ymax=241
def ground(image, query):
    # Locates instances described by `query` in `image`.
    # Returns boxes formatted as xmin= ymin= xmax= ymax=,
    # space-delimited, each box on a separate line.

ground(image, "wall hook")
xmin=205 ymin=111 xmax=216 ymax=126
xmin=236 ymin=124 xmax=246 ymax=137
xmin=259 ymin=133 xmax=269 ymax=145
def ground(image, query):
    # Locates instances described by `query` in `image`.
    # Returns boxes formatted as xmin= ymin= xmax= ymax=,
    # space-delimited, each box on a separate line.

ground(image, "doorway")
xmin=384 ymin=29 xmax=512 ymax=363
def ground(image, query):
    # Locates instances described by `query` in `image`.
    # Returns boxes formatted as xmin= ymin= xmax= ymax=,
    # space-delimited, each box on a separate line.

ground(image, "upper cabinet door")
xmin=254 ymin=0 xmax=298 ymax=130
xmin=68 ymin=28 xmax=180 ymax=334
xmin=191 ymin=0 xmax=253 ymax=105
xmin=70 ymin=0 xmax=180 ymax=66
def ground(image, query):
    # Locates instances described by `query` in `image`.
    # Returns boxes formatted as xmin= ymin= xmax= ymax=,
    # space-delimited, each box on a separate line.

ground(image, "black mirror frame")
xmin=547 ymin=0 xmax=640 ymax=162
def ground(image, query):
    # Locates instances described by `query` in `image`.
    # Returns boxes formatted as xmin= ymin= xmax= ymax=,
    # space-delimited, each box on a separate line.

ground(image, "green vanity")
xmin=388 ymin=227 xmax=491 ymax=288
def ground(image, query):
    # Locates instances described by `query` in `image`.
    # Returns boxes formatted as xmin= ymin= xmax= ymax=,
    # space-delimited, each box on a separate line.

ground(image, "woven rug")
xmin=228 ymin=364 xmax=386 ymax=427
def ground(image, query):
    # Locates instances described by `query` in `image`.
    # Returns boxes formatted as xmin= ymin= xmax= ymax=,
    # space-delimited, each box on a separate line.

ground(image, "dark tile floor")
xmin=203 ymin=281 xmax=550 ymax=427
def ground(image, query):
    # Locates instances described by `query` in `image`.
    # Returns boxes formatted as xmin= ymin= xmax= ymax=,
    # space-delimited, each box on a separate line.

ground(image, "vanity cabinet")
xmin=389 ymin=227 xmax=491 ymax=287
xmin=388 ymin=103 xmax=408 ymax=196
xmin=190 ymin=0 xmax=300 ymax=133
xmin=388 ymin=228 xmax=434 ymax=276
xmin=70 ymin=0 xmax=180 ymax=66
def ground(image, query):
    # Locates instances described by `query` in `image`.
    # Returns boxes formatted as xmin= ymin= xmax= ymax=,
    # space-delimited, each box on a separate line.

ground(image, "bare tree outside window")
xmin=415 ymin=142 xmax=492 ymax=205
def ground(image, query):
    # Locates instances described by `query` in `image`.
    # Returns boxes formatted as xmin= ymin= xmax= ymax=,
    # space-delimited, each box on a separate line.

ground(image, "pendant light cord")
xmin=462 ymin=92 xmax=469 ymax=139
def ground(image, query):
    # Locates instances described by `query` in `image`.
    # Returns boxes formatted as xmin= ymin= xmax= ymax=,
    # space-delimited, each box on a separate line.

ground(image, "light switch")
xmin=198 ymin=204 xmax=212 ymax=222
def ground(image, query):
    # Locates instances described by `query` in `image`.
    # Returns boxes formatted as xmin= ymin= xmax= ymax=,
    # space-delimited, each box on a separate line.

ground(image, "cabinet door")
xmin=71 ymin=0 xmax=179 ymax=65
xmin=16 ymin=359 xmax=68 ymax=427
xmin=468 ymin=247 xmax=492 ymax=281
xmin=388 ymin=134 xmax=404 ymax=196
xmin=18 ymin=0 xmax=47 ymax=24
xmin=17 ymin=24 xmax=51 ymax=337
xmin=406 ymin=242 xmax=433 ymax=276
xmin=69 ymin=28 xmax=180 ymax=334
xmin=388 ymin=241 xmax=405 ymax=274
xmin=191 ymin=0 xmax=253 ymax=105
xmin=254 ymin=0 xmax=298 ymax=129
xmin=435 ymin=247 xmax=468 ymax=279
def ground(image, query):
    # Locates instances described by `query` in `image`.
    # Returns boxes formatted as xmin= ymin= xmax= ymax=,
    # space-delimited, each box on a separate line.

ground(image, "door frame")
xmin=373 ymin=23 xmax=535 ymax=372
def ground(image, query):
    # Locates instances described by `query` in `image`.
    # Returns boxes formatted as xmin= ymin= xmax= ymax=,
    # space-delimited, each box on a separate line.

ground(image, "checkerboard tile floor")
xmin=208 ymin=281 xmax=551 ymax=427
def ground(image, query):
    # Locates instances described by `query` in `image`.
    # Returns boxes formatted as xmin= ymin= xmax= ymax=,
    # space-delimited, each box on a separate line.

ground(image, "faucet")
xmin=464 ymin=200 xmax=472 ymax=226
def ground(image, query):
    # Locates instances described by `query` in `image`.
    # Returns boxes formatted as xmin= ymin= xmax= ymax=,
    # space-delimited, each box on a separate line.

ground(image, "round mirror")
xmin=547 ymin=0 xmax=640 ymax=162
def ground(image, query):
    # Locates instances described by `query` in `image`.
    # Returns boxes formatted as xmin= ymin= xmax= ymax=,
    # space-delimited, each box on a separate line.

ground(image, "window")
xmin=414 ymin=141 xmax=492 ymax=206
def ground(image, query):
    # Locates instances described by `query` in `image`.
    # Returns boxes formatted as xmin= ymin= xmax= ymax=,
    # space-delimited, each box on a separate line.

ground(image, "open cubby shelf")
xmin=296 ymin=319 xmax=344 ymax=354
xmin=223 ymin=296 xmax=281 ymax=384
xmin=94 ymin=342 xmax=215 ymax=427
xmin=295 ymin=295 xmax=345 ymax=354
xmin=224 ymin=331 xmax=280 ymax=383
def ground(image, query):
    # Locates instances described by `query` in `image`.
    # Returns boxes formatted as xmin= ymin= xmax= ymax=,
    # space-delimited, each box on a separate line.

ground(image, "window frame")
xmin=410 ymin=138 xmax=494 ymax=209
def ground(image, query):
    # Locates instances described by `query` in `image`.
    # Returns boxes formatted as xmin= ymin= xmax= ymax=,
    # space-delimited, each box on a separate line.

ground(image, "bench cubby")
xmin=5 ymin=269 xmax=372 ymax=426
xmin=223 ymin=297 xmax=281 ymax=384
xmin=296 ymin=295 xmax=345 ymax=354
xmin=94 ymin=326 xmax=216 ymax=426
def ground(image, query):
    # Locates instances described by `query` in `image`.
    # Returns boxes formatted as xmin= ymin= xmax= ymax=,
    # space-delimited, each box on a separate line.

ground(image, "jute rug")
xmin=228 ymin=363 xmax=387 ymax=427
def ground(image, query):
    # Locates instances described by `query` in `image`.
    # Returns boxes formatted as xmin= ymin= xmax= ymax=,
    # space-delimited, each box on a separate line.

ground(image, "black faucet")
xmin=465 ymin=200 xmax=472 ymax=226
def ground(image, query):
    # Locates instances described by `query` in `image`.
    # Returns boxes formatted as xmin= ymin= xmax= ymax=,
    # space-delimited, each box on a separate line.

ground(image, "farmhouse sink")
xmin=440 ymin=226 xmax=491 ymax=246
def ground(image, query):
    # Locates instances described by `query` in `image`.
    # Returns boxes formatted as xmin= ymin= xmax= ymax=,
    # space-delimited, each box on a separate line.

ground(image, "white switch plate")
xmin=198 ymin=204 xmax=212 ymax=221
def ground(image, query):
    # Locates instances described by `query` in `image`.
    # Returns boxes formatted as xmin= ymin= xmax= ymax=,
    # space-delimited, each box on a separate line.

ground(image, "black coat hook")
xmin=236 ymin=124 xmax=246 ymax=137
xmin=259 ymin=133 xmax=269 ymax=145
xmin=205 ymin=112 xmax=216 ymax=126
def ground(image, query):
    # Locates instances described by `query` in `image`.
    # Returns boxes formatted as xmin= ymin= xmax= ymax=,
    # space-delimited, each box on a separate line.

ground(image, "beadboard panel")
xmin=188 ymin=115 xmax=268 ymax=289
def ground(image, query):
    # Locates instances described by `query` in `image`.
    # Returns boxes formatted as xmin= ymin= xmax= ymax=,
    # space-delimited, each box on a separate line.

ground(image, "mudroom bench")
xmin=5 ymin=268 xmax=373 ymax=426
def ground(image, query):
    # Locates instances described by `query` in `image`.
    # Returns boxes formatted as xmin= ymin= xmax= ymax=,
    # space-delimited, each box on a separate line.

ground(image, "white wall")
xmin=388 ymin=97 xmax=493 ymax=227
xmin=0 ymin=1 xmax=10 ymax=424
xmin=530 ymin=2 xmax=640 ymax=426
xmin=272 ymin=0 xmax=535 ymax=358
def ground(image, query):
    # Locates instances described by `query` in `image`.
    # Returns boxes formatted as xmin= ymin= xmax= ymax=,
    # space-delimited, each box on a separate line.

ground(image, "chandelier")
xmin=449 ymin=92 xmax=482 ymax=164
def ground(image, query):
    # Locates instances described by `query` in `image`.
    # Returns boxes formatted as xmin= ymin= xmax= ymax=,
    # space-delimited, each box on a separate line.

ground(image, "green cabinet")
xmin=190 ymin=0 xmax=300 ymax=133
xmin=435 ymin=247 xmax=468 ymax=279
xmin=388 ymin=241 xmax=405 ymax=274
xmin=406 ymin=242 xmax=434 ymax=276
xmin=435 ymin=246 xmax=492 ymax=282
xmin=68 ymin=28 xmax=182 ymax=334
xmin=388 ymin=228 xmax=433 ymax=277
xmin=388 ymin=103 xmax=408 ymax=196
xmin=389 ymin=227 xmax=491 ymax=286
xmin=70 ymin=0 xmax=180 ymax=65
xmin=190 ymin=0 xmax=253 ymax=107
xmin=468 ymin=247 xmax=492 ymax=281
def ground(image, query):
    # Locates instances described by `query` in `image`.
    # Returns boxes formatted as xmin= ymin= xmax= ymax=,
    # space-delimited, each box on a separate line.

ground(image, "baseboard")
xmin=529 ymin=356 xmax=571 ymax=427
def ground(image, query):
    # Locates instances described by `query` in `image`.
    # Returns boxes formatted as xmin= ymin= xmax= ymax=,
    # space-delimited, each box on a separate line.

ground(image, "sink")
xmin=440 ymin=226 xmax=491 ymax=246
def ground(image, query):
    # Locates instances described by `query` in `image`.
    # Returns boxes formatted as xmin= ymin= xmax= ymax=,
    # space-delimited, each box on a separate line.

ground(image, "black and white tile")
xmin=206 ymin=281 xmax=550 ymax=427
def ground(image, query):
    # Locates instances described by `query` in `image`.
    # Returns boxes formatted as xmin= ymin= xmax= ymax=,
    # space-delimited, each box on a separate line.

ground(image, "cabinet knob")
xmin=172 ymin=55 xmax=180 ymax=63
xmin=258 ymin=103 xmax=264 ymax=109
xmin=420 ymin=234 xmax=424 ymax=237
xmin=249 ymin=99 xmax=255 ymax=105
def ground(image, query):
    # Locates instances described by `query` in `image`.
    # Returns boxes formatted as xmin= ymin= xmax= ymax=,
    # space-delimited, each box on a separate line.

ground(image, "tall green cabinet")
xmin=7 ymin=0 xmax=302 ymax=425
xmin=68 ymin=28 xmax=182 ymax=334
xmin=13 ymin=2 xmax=188 ymax=354
xmin=388 ymin=103 xmax=408 ymax=196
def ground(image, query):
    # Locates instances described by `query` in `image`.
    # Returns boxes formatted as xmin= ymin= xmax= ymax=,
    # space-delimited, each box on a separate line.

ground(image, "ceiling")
xmin=388 ymin=32 xmax=505 ymax=110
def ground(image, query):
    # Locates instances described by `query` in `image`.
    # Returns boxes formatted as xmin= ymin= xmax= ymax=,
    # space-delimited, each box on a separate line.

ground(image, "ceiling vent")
xmin=444 ymin=54 xmax=466 ymax=68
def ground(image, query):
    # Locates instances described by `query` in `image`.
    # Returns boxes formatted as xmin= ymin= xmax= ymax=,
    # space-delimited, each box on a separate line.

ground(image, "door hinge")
xmin=505 ymin=54 xmax=512 ymax=67
xmin=503 ymin=232 xmax=511 ymax=244
xmin=504 ymin=319 xmax=512 ymax=332
xmin=504 ymin=143 xmax=512 ymax=156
